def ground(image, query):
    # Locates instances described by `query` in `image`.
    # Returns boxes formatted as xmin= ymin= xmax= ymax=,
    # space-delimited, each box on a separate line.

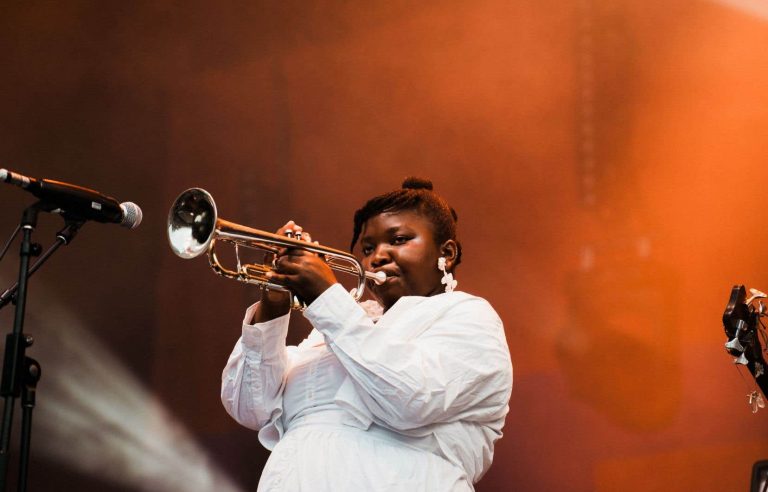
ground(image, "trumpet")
xmin=167 ymin=188 xmax=386 ymax=309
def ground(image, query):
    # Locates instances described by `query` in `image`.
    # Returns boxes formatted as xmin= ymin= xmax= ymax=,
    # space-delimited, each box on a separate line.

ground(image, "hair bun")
xmin=402 ymin=177 xmax=433 ymax=191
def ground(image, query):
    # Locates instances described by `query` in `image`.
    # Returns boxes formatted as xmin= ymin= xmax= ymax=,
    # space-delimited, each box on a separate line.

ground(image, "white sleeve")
xmin=303 ymin=284 xmax=513 ymax=431
xmin=220 ymin=302 xmax=294 ymax=431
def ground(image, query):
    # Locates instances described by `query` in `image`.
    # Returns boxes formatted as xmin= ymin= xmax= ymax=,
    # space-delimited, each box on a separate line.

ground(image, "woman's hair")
xmin=350 ymin=177 xmax=462 ymax=268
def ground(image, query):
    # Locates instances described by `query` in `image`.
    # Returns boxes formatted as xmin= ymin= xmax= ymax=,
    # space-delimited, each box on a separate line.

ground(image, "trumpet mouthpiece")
xmin=367 ymin=271 xmax=387 ymax=285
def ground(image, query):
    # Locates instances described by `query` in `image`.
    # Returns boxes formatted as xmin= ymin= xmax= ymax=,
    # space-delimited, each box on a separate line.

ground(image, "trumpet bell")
xmin=168 ymin=188 xmax=218 ymax=259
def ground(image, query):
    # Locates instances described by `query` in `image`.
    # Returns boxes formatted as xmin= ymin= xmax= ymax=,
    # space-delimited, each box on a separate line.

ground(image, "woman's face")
xmin=359 ymin=209 xmax=450 ymax=311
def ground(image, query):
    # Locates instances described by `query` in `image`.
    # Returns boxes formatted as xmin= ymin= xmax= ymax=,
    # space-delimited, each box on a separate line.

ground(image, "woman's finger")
xmin=265 ymin=270 xmax=296 ymax=287
xmin=274 ymin=253 xmax=308 ymax=274
xmin=275 ymin=220 xmax=304 ymax=236
xmin=275 ymin=220 xmax=294 ymax=235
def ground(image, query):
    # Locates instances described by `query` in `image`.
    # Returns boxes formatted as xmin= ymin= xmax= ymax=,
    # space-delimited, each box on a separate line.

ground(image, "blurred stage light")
xmin=714 ymin=0 xmax=768 ymax=20
xmin=0 ymin=279 xmax=243 ymax=492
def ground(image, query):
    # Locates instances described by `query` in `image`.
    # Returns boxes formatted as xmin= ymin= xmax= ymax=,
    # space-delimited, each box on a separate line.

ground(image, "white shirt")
xmin=221 ymin=283 xmax=513 ymax=487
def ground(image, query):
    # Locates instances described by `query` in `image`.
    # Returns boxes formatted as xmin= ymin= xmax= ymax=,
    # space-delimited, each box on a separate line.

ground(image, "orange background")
xmin=1 ymin=1 xmax=767 ymax=490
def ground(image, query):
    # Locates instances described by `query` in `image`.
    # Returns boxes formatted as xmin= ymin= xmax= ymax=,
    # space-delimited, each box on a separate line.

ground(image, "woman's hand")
xmin=267 ymin=221 xmax=337 ymax=306
xmin=250 ymin=220 xmax=304 ymax=322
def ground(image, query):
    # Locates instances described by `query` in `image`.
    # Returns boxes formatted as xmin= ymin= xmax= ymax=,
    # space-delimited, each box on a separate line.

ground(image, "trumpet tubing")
xmin=167 ymin=188 xmax=383 ymax=309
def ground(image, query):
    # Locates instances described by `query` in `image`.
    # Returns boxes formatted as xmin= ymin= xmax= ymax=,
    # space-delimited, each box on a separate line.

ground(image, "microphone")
xmin=0 ymin=168 xmax=142 ymax=229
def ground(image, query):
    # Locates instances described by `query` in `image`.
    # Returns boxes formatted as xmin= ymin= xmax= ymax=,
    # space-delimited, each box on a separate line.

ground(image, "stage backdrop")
xmin=1 ymin=1 xmax=767 ymax=490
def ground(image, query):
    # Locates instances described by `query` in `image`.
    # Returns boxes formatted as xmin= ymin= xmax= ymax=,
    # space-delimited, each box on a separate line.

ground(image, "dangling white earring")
xmin=438 ymin=257 xmax=457 ymax=293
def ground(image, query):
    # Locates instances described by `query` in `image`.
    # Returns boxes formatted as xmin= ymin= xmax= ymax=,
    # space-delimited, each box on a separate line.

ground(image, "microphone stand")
xmin=0 ymin=221 xmax=82 ymax=310
xmin=0 ymin=203 xmax=83 ymax=491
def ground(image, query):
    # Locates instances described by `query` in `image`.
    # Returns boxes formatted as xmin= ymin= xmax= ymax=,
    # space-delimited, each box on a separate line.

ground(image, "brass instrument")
xmin=167 ymin=188 xmax=385 ymax=309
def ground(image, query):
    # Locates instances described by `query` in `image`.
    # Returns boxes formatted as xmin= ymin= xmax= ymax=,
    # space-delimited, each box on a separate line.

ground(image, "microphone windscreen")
xmin=119 ymin=202 xmax=143 ymax=229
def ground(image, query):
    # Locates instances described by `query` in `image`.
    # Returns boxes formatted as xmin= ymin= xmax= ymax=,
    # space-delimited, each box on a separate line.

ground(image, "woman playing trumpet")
xmin=221 ymin=178 xmax=512 ymax=491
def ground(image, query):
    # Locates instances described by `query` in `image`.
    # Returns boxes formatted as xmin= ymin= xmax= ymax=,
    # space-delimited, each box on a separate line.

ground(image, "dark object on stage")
xmin=0 ymin=167 xmax=138 ymax=490
xmin=722 ymin=285 xmax=768 ymax=408
xmin=752 ymin=460 xmax=768 ymax=492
